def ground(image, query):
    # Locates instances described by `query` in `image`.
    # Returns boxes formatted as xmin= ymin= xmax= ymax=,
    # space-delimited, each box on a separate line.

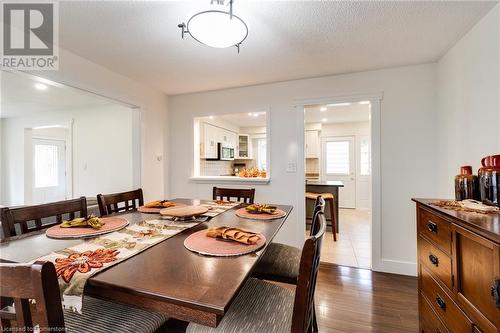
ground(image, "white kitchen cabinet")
xmin=200 ymin=122 xmax=238 ymax=159
xmin=201 ymin=123 xmax=218 ymax=159
xmin=305 ymin=130 xmax=320 ymax=158
xmin=237 ymin=134 xmax=252 ymax=159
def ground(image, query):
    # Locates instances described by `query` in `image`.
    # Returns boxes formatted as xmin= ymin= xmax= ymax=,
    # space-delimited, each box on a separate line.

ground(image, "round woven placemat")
xmin=184 ymin=230 xmax=266 ymax=257
xmin=138 ymin=202 xmax=186 ymax=214
xmin=235 ymin=207 xmax=287 ymax=220
xmin=45 ymin=217 xmax=129 ymax=239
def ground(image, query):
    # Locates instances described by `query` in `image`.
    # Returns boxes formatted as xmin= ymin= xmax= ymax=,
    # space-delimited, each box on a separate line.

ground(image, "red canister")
xmin=455 ymin=166 xmax=479 ymax=201
xmin=478 ymin=155 xmax=500 ymax=207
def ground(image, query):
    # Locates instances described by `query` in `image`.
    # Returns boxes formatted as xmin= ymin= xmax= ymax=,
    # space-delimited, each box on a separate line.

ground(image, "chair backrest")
xmin=309 ymin=196 xmax=326 ymax=237
xmin=0 ymin=261 xmax=65 ymax=331
xmin=97 ymin=188 xmax=144 ymax=216
xmin=212 ymin=187 xmax=255 ymax=204
xmin=291 ymin=212 xmax=326 ymax=333
xmin=0 ymin=197 xmax=87 ymax=238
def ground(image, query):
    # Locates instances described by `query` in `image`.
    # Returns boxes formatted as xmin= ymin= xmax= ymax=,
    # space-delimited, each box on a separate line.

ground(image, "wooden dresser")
xmin=413 ymin=199 xmax=500 ymax=333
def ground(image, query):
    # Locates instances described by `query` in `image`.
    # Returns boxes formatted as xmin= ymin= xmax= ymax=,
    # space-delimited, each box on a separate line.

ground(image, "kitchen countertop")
xmin=306 ymin=180 xmax=344 ymax=187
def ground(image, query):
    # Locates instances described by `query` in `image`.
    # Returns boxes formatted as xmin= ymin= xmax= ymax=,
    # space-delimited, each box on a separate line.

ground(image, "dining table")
xmin=0 ymin=198 xmax=293 ymax=328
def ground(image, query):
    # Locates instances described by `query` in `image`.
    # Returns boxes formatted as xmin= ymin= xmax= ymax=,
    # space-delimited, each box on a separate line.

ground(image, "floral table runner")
xmin=200 ymin=201 xmax=241 ymax=218
xmin=32 ymin=219 xmax=198 ymax=313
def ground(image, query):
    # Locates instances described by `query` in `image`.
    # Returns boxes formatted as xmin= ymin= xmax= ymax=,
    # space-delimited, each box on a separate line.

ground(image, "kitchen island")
xmin=306 ymin=180 xmax=344 ymax=231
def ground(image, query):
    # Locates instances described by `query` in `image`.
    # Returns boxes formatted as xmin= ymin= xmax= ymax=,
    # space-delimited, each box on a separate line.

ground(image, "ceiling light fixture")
xmin=320 ymin=107 xmax=327 ymax=112
xmin=321 ymin=118 xmax=327 ymax=123
xmin=178 ymin=0 xmax=248 ymax=53
xmin=359 ymin=101 xmax=370 ymax=105
xmin=209 ymin=115 xmax=214 ymax=119
xmin=34 ymin=83 xmax=48 ymax=91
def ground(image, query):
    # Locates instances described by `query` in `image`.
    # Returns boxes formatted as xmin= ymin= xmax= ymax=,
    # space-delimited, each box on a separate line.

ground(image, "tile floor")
xmin=308 ymin=209 xmax=371 ymax=269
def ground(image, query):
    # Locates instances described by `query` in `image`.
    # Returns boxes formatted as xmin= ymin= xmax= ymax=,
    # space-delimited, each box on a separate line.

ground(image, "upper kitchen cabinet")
xmin=200 ymin=122 xmax=218 ymax=159
xmin=237 ymin=134 xmax=252 ymax=159
xmin=305 ymin=130 xmax=320 ymax=158
xmin=200 ymin=122 xmax=239 ymax=159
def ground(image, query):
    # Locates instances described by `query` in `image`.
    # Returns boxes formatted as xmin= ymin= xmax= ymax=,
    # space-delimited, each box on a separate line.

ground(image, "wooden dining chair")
xmin=186 ymin=212 xmax=327 ymax=333
xmin=0 ymin=261 xmax=169 ymax=332
xmin=0 ymin=197 xmax=87 ymax=238
xmin=97 ymin=188 xmax=144 ymax=216
xmin=212 ymin=187 xmax=255 ymax=203
xmin=251 ymin=196 xmax=326 ymax=285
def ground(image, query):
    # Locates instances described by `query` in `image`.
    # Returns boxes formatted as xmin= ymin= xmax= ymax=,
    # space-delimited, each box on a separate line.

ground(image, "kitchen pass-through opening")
xmin=304 ymin=101 xmax=372 ymax=269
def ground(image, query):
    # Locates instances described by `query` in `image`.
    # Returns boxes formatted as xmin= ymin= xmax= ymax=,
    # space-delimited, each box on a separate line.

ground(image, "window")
xmin=34 ymin=144 xmax=59 ymax=188
xmin=325 ymin=141 xmax=350 ymax=175
xmin=360 ymin=138 xmax=371 ymax=176
xmin=256 ymin=138 xmax=267 ymax=170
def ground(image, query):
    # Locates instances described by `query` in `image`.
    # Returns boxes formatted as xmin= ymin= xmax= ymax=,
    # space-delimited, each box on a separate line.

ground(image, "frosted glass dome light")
xmin=187 ymin=11 xmax=247 ymax=49
xmin=178 ymin=1 xmax=248 ymax=52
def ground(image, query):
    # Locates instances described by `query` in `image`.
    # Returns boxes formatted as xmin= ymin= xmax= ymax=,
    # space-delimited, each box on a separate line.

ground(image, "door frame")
xmin=294 ymin=92 xmax=383 ymax=272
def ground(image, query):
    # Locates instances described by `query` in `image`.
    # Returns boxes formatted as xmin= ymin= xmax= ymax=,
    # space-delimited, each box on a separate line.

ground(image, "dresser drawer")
xmin=420 ymin=293 xmax=450 ymax=333
xmin=419 ymin=236 xmax=453 ymax=290
xmin=421 ymin=265 xmax=472 ymax=333
xmin=418 ymin=207 xmax=451 ymax=254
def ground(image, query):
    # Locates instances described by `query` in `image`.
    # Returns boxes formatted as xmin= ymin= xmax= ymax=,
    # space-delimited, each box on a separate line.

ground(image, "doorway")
xmin=303 ymin=101 xmax=372 ymax=269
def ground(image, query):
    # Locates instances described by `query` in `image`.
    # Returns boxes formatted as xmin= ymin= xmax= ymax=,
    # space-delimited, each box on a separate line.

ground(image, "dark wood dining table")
xmin=0 ymin=199 xmax=292 ymax=328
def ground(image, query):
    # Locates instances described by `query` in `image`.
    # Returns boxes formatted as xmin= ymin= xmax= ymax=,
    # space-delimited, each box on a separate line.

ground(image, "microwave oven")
xmin=218 ymin=143 xmax=235 ymax=161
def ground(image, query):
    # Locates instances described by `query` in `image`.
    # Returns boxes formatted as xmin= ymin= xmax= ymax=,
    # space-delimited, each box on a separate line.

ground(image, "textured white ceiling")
xmin=58 ymin=1 xmax=497 ymax=95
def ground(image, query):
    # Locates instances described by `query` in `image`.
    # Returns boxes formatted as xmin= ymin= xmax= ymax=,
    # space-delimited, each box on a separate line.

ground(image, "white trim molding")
xmin=294 ymin=92 xmax=417 ymax=276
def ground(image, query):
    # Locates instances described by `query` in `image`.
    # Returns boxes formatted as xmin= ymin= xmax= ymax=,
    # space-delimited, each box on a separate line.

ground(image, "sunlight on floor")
xmin=307 ymin=209 xmax=371 ymax=269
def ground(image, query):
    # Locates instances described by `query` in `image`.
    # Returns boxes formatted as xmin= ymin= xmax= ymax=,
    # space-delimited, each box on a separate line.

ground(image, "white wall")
xmin=1 ymin=105 xmax=135 ymax=205
xmin=28 ymin=47 xmax=169 ymax=201
xmin=168 ymin=63 xmax=437 ymax=275
xmin=436 ymin=4 xmax=500 ymax=197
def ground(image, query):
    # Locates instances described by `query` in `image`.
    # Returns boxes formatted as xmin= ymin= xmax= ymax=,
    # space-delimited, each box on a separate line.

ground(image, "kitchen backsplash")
xmin=200 ymin=160 xmax=234 ymax=176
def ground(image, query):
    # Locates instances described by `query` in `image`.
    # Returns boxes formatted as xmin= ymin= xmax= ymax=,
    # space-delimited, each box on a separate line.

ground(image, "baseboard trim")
xmin=373 ymin=258 xmax=417 ymax=277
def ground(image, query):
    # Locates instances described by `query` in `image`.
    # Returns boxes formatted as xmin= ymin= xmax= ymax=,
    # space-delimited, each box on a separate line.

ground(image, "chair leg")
xmin=312 ymin=301 xmax=319 ymax=332
xmin=329 ymin=198 xmax=337 ymax=241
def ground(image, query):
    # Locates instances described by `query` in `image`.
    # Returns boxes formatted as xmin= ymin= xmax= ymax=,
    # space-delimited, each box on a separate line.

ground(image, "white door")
xmin=356 ymin=136 xmax=371 ymax=209
xmin=32 ymin=138 xmax=67 ymax=204
xmin=321 ymin=136 xmax=356 ymax=208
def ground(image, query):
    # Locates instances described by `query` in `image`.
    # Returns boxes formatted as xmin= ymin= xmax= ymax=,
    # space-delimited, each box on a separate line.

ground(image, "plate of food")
xmin=184 ymin=226 xmax=266 ymax=256
xmin=46 ymin=215 xmax=129 ymax=239
xmin=138 ymin=200 xmax=185 ymax=213
xmin=235 ymin=204 xmax=287 ymax=220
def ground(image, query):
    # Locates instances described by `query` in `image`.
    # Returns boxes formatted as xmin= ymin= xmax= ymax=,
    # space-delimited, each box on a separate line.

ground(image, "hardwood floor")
xmin=164 ymin=263 xmax=419 ymax=332
xmin=316 ymin=263 xmax=418 ymax=332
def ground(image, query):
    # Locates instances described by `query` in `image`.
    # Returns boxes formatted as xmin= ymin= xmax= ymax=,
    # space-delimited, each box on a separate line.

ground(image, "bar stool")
xmin=305 ymin=191 xmax=337 ymax=241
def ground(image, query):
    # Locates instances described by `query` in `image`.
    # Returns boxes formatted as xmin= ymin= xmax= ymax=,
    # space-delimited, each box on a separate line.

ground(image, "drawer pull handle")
xmin=435 ymin=296 xmax=446 ymax=310
xmin=427 ymin=221 xmax=438 ymax=233
xmin=428 ymin=254 xmax=439 ymax=267
xmin=491 ymin=278 xmax=500 ymax=309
